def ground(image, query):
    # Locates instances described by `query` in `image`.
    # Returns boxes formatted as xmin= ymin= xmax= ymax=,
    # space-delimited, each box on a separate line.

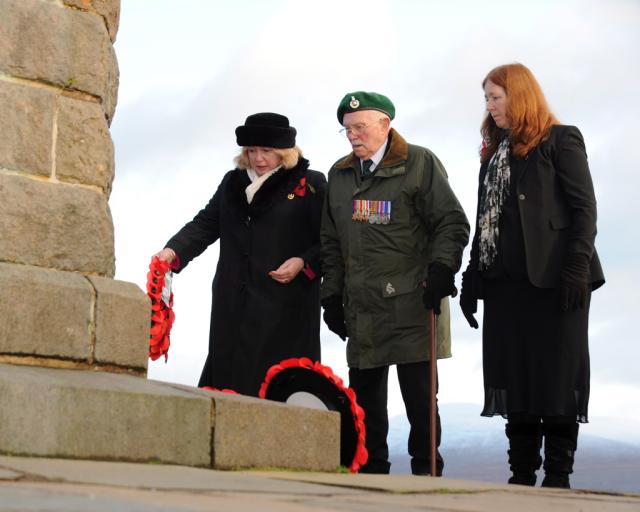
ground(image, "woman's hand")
xmin=459 ymin=269 xmax=479 ymax=328
xmin=269 ymin=257 xmax=304 ymax=284
xmin=154 ymin=248 xmax=177 ymax=264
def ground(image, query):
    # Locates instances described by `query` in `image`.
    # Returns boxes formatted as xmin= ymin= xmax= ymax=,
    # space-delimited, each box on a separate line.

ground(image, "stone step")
xmin=0 ymin=363 xmax=340 ymax=471
xmin=0 ymin=262 xmax=149 ymax=373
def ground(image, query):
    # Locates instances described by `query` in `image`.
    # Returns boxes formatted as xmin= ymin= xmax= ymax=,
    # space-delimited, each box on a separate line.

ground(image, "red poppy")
xmin=293 ymin=177 xmax=306 ymax=197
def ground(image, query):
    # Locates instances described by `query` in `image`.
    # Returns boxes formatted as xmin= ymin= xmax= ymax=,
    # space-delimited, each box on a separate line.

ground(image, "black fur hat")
xmin=235 ymin=112 xmax=297 ymax=148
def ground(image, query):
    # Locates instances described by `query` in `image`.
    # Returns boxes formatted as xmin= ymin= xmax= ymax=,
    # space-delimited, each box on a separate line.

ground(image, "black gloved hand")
xmin=558 ymin=253 xmax=590 ymax=311
xmin=422 ymin=262 xmax=457 ymax=315
xmin=459 ymin=269 xmax=479 ymax=329
xmin=321 ymin=295 xmax=347 ymax=341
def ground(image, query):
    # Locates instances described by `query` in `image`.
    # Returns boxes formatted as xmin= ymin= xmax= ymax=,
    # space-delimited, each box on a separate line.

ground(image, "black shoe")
xmin=541 ymin=473 xmax=570 ymax=488
xmin=358 ymin=459 xmax=391 ymax=474
xmin=508 ymin=472 xmax=537 ymax=486
xmin=411 ymin=458 xmax=443 ymax=477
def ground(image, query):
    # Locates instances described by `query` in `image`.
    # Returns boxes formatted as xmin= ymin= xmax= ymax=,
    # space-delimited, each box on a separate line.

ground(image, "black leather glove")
xmin=422 ymin=262 xmax=457 ymax=315
xmin=459 ymin=269 xmax=479 ymax=329
xmin=558 ymin=253 xmax=590 ymax=311
xmin=321 ymin=295 xmax=347 ymax=341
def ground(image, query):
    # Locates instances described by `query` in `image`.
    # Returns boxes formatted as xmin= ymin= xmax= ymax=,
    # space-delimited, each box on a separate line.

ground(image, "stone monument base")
xmin=0 ymin=363 xmax=340 ymax=471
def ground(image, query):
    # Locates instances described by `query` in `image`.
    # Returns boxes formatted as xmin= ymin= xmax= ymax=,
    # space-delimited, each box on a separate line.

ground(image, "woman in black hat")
xmin=154 ymin=113 xmax=327 ymax=396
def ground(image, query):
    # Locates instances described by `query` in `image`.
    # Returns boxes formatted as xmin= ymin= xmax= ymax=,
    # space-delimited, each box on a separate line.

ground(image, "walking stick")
xmin=429 ymin=308 xmax=438 ymax=477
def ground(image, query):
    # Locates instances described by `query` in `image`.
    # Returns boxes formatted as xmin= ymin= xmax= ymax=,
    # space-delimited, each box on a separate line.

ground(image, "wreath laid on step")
xmin=259 ymin=357 xmax=368 ymax=473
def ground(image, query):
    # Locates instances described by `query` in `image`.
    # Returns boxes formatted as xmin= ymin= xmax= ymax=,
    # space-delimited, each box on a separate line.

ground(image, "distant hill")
xmin=387 ymin=403 xmax=640 ymax=494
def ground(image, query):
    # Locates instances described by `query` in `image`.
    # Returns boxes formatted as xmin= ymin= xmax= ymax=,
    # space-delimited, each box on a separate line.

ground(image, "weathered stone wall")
xmin=0 ymin=0 xmax=148 ymax=374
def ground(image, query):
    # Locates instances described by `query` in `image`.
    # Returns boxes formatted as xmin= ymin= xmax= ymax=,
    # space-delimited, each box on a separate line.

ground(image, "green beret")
xmin=337 ymin=91 xmax=395 ymax=123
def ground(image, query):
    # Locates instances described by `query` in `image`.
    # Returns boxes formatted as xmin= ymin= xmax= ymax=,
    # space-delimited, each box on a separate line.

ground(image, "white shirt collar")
xmin=361 ymin=138 xmax=388 ymax=172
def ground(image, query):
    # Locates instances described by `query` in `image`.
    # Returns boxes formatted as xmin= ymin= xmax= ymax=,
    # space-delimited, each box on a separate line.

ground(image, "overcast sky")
xmin=110 ymin=0 xmax=640 ymax=439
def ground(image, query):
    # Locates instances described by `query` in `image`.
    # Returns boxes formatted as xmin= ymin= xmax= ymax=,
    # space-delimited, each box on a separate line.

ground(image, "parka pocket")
xmin=380 ymin=277 xmax=425 ymax=328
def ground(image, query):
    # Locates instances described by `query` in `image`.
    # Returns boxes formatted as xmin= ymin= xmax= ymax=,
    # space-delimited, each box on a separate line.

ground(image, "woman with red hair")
xmin=460 ymin=63 xmax=605 ymax=488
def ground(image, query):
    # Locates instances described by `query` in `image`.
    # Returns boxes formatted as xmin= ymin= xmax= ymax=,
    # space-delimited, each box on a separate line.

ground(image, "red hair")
xmin=481 ymin=63 xmax=558 ymax=163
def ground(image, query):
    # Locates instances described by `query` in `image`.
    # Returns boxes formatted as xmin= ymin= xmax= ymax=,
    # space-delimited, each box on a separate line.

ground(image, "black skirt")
xmin=481 ymin=279 xmax=590 ymax=423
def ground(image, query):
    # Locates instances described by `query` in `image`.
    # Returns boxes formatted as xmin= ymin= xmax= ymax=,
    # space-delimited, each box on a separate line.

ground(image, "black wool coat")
xmin=166 ymin=158 xmax=327 ymax=396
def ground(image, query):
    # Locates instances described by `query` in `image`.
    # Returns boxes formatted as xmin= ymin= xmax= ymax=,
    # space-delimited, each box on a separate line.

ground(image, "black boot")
xmin=358 ymin=459 xmax=391 ymax=474
xmin=541 ymin=422 xmax=578 ymax=489
xmin=411 ymin=456 xmax=444 ymax=477
xmin=505 ymin=421 xmax=542 ymax=486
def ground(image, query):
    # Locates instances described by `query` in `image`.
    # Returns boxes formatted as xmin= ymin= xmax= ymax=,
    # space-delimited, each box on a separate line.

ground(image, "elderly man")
xmin=321 ymin=91 xmax=469 ymax=475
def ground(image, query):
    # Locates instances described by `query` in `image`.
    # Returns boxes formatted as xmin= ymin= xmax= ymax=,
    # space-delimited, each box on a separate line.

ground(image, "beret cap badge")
xmin=337 ymin=91 xmax=395 ymax=123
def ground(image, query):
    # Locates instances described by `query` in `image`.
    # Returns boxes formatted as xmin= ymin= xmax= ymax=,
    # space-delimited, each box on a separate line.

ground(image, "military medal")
xmin=383 ymin=200 xmax=391 ymax=224
xmin=352 ymin=199 xmax=362 ymax=221
xmin=353 ymin=199 xmax=392 ymax=223
xmin=369 ymin=200 xmax=378 ymax=224
xmin=352 ymin=200 xmax=358 ymax=221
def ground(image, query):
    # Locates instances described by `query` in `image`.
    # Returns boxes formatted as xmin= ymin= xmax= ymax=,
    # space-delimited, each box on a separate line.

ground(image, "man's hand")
xmin=321 ymin=295 xmax=347 ymax=341
xmin=422 ymin=262 xmax=457 ymax=315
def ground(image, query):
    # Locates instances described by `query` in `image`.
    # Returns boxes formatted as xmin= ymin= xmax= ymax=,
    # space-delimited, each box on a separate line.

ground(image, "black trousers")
xmin=349 ymin=361 xmax=443 ymax=474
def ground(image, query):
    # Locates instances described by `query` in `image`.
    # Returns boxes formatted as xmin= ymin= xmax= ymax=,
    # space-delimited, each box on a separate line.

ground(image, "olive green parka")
xmin=321 ymin=129 xmax=469 ymax=369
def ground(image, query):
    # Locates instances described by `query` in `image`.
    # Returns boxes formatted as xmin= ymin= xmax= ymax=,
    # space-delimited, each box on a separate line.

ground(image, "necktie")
xmin=361 ymin=159 xmax=374 ymax=177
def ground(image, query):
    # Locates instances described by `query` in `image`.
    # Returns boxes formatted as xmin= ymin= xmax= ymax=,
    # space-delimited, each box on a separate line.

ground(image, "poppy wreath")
xmin=147 ymin=256 xmax=175 ymax=361
xmin=259 ymin=357 xmax=368 ymax=473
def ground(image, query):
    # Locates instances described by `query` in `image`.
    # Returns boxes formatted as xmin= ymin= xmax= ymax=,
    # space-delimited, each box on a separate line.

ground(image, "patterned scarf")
xmin=478 ymin=137 xmax=510 ymax=270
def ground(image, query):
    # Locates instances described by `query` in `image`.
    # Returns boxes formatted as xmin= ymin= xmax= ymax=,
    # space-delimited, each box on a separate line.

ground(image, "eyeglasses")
xmin=339 ymin=118 xmax=385 ymax=136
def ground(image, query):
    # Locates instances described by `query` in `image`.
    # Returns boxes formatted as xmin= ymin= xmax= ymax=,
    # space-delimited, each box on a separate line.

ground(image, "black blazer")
xmin=468 ymin=125 xmax=604 ymax=291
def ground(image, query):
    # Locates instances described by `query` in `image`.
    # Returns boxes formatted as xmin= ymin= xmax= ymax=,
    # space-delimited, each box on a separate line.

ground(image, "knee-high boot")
xmin=505 ymin=421 xmax=542 ymax=486
xmin=541 ymin=422 xmax=579 ymax=489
